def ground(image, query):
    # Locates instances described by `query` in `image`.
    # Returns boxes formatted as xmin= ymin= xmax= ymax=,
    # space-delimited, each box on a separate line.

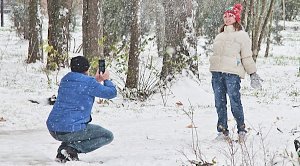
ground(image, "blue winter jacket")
xmin=46 ymin=72 xmax=117 ymax=132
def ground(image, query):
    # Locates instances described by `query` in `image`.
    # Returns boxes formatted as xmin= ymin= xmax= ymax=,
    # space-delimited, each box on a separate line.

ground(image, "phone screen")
xmin=99 ymin=59 xmax=105 ymax=73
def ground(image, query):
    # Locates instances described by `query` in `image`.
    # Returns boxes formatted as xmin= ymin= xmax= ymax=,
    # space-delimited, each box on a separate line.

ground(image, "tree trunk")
xmin=160 ymin=0 xmax=191 ymax=81
xmin=160 ymin=0 xmax=177 ymax=81
xmin=252 ymin=0 xmax=267 ymax=62
xmin=251 ymin=0 xmax=275 ymax=62
xmin=258 ymin=0 xmax=275 ymax=56
xmin=82 ymin=0 xmax=103 ymax=60
xmin=1 ymin=0 xmax=3 ymax=27
xmin=125 ymin=0 xmax=140 ymax=89
xmin=245 ymin=0 xmax=254 ymax=32
xmin=155 ymin=0 xmax=165 ymax=57
xmin=241 ymin=0 xmax=248 ymax=28
xmin=47 ymin=0 xmax=70 ymax=70
xmin=23 ymin=1 xmax=30 ymax=40
xmin=27 ymin=0 xmax=42 ymax=63
xmin=265 ymin=7 xmax=274 ymax=58
xmin=282 ymin=0 xmax=286 ymax=29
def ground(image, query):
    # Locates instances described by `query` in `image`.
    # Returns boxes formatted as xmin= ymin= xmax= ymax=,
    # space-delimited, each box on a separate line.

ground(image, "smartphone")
xmin=99 ymin=59 xmax=105 ymax=73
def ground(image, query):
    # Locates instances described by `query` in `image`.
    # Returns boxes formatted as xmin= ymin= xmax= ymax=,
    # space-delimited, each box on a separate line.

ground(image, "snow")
xmin=0 ymin=14 xmax=300 ymax=166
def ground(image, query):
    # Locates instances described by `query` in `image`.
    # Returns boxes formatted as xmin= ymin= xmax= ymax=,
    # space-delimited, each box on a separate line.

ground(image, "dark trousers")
xmin=211 ymin=72 xmax=246 ymax=134
xmin=50 ymin=124 xmax=113 ymax=153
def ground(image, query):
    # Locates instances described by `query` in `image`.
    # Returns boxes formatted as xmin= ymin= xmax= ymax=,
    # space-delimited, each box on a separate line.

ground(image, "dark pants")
xmin=211 ymin=72 xmax=246 ymax=134
xmin=50 ymin=124 xmax=113 ymax=153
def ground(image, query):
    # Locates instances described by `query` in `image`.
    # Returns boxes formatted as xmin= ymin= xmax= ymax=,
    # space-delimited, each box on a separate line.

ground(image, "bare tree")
xmin=241 ymin=0 xmax=276 ymax=61
xmin=244 ymin=0 xmax=255 ymax=33
xmin=264 ymin=8 xmax=274 ymax=58
xmin=251 ymin=0 xmax=267 ymax=61
xmin=257 ymin=0 xmax=275 ymax=58
xmin=125 ymin=0 xmax=140 ymax=89
xmin=82 ymin=0 xmax=103 ymax=60
xmin=251 ymin=0 xmax=275 ymax=61
xmin=27 ymin=0 xmax=42 ymax=63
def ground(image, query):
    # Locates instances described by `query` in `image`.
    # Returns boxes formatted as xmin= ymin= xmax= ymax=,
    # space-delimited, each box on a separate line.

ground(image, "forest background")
xmin=0 ymin=0 xmax=300 ymax=165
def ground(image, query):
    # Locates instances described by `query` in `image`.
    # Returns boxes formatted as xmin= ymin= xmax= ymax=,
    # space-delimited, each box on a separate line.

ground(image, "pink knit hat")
xmin=223 ymin=4 xmax=243 ymax=23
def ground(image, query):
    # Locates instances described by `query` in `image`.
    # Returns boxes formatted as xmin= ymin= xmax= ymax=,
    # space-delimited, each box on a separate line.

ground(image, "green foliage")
xmin=273 ymin=2 xmax=284 ymax=45
xmin=129 ymin=37 xmax=162 ymax=100
xmin=87 ymin=56 xmax=113 ymax=76
xmin=283 ymin=0 xmax=300 ymax=21
xmin=137 ymin=54 xmax=160 ymax=101
xmin=274 ymin=56 xmax=288 ymax=66
xmin=40 ymin=66 xmax=60 ymax=88
xmin=98 ymin=36 xmax=107 ymax=48
xmin=195 ymin=0 xmax=228 ymax=54
xmin=44 ymin=43 xmax=67 ymax=71
xmin=122 ymin=53 xmax=160 ymax=101
xmin=272 ymin=56 xmax=299 ymax=66
xmin=44 ymin=44 xmax=58 ymax=70
xmin=106 ymin=39 xmax=129 ymax=75
xmin=40 ymin=43 xmax=62 ymax=88
xmin=163 ymin=47 xmax=198 ymax=78
xmin=103 ymin=0 xmax=131 ymax=45
xmin=173 ymin=53 xmax=190 ymax=73
xmin=115 ymin=52 xmax=129 ymax=74
xmin=88 ymin=57 xmax=100 ymax=76
xmin=113 ymin=37 xmax=161 ymax=101
xmin=112 ymin=38 xmax=155 ymax=77
xmin=289 ymin=89 xmax=299 ymax=97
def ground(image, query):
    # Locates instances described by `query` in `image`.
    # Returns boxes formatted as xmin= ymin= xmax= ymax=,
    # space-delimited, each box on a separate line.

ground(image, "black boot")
xmin=61 ymin=146 xmax=79 ymax=161
xmin=295 ymin=139 xmax=300 ymax=157
xmin=55 ymin=143 xmax=79 ymax=162
xmin=55 ymin=151 xmax=68 ymax=163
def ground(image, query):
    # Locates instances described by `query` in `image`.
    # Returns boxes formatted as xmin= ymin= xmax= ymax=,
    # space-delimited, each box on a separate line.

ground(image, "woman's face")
xmin=223 ymin=13 xmax=236 ymax=26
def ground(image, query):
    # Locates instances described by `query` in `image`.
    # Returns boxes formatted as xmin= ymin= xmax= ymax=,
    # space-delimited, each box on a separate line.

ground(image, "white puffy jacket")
xmin=209 ymin=25 xmax=257 ymax=78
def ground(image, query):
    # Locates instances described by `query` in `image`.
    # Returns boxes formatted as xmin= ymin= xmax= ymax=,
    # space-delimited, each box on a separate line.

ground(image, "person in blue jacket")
xmin=46 ymin=56 xmax=117 ymax=163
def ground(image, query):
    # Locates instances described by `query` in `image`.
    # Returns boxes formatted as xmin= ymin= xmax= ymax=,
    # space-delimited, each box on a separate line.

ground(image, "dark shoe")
xmin=217 ymin=125 xmax=229 ymax=136
xmin=55 ymin=152 xmax=68 ymax=163
xmin=61 ymin=146 xmax=79 ymax=161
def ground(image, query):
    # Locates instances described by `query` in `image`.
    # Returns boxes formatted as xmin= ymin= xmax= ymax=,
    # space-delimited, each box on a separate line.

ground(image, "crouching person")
xmin=46 ymin=56 xmax=117 ymax=163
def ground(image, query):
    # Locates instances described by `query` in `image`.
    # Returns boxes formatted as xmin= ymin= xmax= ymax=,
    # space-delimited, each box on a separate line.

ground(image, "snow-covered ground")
xmin=0 ymin=14 xmax=300 ymax=165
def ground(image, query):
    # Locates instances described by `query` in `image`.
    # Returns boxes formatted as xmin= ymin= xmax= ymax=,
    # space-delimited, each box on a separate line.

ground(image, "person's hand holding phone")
xmin=95 ymin=69 xmax=110 ymax=82
xmin=99 ymin=59 xmax=105 ymax=74
xmin=96 ymin=59 xmax=110 ymax=82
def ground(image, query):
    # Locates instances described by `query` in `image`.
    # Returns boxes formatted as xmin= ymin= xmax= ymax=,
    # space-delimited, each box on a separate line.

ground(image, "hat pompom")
xmin=224 ymin=3 xmax=243 ymax=23
xmin=233 ymin=4 xmax=243 ymax=13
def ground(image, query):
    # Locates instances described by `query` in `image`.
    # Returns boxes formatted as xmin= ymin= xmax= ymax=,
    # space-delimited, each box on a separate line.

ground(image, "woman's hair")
xmin=219 ymin=22 xmax=243 ymax=32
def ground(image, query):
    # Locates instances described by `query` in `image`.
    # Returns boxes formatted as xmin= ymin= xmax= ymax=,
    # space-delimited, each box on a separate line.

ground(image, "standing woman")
xmin=209 ymin=4 xmax=262 ymax=141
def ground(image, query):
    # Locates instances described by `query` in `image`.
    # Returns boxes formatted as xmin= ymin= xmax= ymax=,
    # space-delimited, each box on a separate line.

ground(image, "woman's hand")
xmin=250 ymin=73 xmax=263 ymax=89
